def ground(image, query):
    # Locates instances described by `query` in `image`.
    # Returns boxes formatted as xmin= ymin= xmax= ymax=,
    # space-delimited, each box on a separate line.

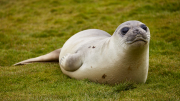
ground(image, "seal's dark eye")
xmin=140 ymin=24 xmax=147 ymax=31
xmin=121 ymin=27 xmax=129 ymax=35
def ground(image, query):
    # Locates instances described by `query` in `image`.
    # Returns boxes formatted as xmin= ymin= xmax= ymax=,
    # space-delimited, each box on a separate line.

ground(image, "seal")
xmin=14 ymin=20 xmax=150 ymax=84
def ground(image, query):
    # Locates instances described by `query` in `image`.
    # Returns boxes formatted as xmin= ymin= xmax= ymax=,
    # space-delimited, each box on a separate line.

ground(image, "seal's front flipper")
xmin=60 ymin=53 xmax=83 ymax=71
xmin=14 ymin=49 xmax=61 ymax=66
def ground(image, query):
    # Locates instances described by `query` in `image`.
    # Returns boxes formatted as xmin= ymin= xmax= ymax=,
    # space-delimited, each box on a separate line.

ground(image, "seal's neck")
xmin=124 ymin=46 xmax=149 ymax=63
xmin=107 ymin=36 xmax=149 ymax=63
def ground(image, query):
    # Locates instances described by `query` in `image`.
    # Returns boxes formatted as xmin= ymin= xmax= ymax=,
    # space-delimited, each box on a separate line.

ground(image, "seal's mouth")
xmin=126 ymin=37 xmax=148 ymax=44
xmin=133 ymin=39 xmax=147 ymax=43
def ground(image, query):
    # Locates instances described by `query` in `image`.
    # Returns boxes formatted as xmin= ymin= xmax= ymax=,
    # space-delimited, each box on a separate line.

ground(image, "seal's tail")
xmin=14 ymin=48 xmax=61 ymax=66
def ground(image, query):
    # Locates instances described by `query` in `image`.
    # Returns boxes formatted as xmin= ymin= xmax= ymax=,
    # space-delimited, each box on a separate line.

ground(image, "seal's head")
xmin=113 ymin=20 xmax=150 ymax=50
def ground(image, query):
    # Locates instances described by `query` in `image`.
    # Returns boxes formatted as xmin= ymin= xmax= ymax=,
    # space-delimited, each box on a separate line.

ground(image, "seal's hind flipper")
xmin=14 ymin=49 xmax=61 ymax=66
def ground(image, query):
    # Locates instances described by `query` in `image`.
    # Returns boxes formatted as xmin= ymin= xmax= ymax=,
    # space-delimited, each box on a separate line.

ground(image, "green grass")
xmin=0 ymin=0 xmax=180 ymax=100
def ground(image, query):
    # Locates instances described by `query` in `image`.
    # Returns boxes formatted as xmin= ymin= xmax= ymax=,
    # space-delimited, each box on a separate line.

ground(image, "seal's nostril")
xmin=133 ymin=29 xmax=141 ymax=35
xmin=135 ymin=29 xmax=139 ymax=31
xmin=135 ymin=29 xmax=139 ymax=32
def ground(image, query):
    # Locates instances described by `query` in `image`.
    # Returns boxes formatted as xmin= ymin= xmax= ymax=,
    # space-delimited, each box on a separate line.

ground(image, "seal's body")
xmin=14 ymin=21 xmax=150 ymax=84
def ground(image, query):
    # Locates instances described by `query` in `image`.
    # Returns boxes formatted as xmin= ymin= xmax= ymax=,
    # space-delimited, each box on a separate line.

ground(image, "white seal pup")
xmin=14 ymin=20 xmax=150 ymax=84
